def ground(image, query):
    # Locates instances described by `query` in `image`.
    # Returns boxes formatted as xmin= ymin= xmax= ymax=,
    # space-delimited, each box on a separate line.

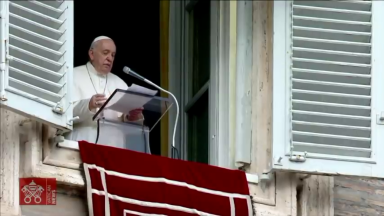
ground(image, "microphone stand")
xmin=123 ymin=67 xmax=180 ymax=159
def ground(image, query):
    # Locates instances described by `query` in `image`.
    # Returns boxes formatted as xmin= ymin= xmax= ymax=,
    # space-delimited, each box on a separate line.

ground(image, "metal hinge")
xmin=289 ymin=151 xmax=307 ymax=162
xmin=376 ymin=112 xmax=384 ymax=125
xmin=52 ymin=102 xmax=64 ymax=114
xmin=67 ymin=116 xmax=79 ymax=126
xmin=52 ymin=101 xmax=73 ymax=115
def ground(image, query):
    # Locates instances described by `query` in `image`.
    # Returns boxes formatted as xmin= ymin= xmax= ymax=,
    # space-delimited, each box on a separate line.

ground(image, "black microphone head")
xmin=123 ymin=66 xmax=131 ymax=74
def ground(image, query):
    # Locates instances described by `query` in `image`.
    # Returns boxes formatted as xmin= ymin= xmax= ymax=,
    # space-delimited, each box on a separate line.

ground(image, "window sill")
xmin=57 ymin=139 xmax=79 ymax=150
xmin=246 ymin=173 xmax=259 ymax=184
xmin=33 ymin=163 xmax=85 ymax=187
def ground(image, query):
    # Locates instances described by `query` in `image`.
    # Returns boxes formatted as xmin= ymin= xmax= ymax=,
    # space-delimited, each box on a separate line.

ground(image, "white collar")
xmin=86 ymin=61 xmax=108 ymax=77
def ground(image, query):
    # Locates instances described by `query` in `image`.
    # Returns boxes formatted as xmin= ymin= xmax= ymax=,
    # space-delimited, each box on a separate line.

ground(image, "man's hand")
xmin=128 ymin=107 xmax=144 ymax=121
xmin=89 ymin=94 xmax=107 ymax=111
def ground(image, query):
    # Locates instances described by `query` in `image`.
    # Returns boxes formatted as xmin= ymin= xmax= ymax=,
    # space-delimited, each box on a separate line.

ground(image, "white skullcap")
xmin=90 ymin=36 xmax=112 ymax=49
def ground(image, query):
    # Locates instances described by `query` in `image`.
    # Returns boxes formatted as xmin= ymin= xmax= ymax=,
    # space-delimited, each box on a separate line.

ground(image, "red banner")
xmin=79 ymin=140 xmax=254 ymax=216
xmin=19 ymin=178 xmax=57 ymax=205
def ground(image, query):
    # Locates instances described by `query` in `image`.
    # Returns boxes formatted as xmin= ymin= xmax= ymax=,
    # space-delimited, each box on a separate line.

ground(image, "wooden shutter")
xmin=272 ymin=0 xmax=384 ymax=178
xmin=0 ymin=0 xmax=73 ymax=130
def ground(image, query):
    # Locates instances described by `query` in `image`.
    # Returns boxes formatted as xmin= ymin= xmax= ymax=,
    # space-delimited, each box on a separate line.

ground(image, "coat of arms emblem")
xmin=21 ymin=180 xmax=44 ymax=204
xmin=19 ymin=177 xmax=56 ymax=205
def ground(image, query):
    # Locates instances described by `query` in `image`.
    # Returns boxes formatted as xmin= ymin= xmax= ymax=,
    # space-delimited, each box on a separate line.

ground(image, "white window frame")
xmin=183 ymin=0 xmax=219 ymax=165
xmin=0 ymin=1 xmax=74 ymax=131
xmin=272 ymin=0 xmax=384 ymax=178
xmin=168 ymin=0 xmax=230 ymax=167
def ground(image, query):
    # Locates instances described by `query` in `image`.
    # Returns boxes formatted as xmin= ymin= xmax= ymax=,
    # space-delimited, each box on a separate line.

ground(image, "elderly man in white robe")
xmin=66 ymin=36 xmax=144 ymax=148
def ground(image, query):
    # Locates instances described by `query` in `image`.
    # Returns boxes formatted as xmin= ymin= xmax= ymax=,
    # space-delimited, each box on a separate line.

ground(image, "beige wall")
xmin=0 ymin=109 xmax=86 ymax=216
xmin=334 ymin=176 xmax=384 ymax=215
xmin=247 ymin=2 xmax=334 ymax=215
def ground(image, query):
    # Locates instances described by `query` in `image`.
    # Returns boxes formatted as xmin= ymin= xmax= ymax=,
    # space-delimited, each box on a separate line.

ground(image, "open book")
xmin=104 ymin=84 xmax=158 ymax=113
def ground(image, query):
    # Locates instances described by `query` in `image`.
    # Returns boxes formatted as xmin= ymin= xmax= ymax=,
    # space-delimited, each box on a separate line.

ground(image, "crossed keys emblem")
xmin=21 ymin=180 xmax=44 ymax=204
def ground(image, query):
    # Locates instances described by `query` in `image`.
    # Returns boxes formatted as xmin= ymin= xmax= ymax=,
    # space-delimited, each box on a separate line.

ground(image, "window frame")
xmin=182 ymin=0 xmax=219 ymax=164
xmin=169 ymin=0 xmax=229 ymax=167
xmin=183 ymin=0 xmax=215 ymax=164
xmin=272 ymin=0 xmax=384 ymax=178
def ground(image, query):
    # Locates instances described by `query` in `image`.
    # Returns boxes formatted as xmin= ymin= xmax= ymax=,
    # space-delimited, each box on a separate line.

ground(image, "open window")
xmin=183 ymin=0 xmax=212 ymax=164
xmin=168 ymin=0 xmax=259 ymax=185
xmin=272 ymin=0 xmax=384 ymax=178
xmin=170 ymin=0 xmax=222 ymax=166
xmin=14 ymin=0 xmax=259 ymax=186
xmin=16 ymin=1 xmax=164 ymax=182
xmin=0 ymin=0 xmax=74 ymax=131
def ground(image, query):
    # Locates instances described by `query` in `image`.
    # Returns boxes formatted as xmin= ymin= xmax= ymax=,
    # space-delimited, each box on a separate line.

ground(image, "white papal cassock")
xmin=65 ymin=61 xmax=131 ymax=148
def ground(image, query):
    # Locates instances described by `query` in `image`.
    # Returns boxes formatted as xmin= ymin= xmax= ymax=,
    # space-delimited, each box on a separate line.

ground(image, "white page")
xmin=128 ymin=84 xmax=158 ymax=96
xmin=104 ymin=84 xmax=158 ymax=113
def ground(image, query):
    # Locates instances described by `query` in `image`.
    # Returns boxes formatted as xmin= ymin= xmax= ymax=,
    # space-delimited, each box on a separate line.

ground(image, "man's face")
xmin=89 ymin=39 xmax=116 ymax=74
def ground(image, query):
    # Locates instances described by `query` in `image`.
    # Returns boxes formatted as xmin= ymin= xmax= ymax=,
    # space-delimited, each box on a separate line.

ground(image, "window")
xmin=168 ymin=0 xmax=221 ymax=165
xmin=272 ymin=0 xmax=384 ymax=178
xmin=169 ymin=0 xmax=231 ymax=168
xmin=0 ymin=0 xmax=74 ymax=131
xmin=185 ymin=0 xmax=211 ymax=164
xmin=187 ymin=90 xmax=209 ymax=163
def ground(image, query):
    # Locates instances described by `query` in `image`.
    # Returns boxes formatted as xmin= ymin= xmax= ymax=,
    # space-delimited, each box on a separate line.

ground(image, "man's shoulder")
xmin=108 ymin=72 xmax=124 ymax=82
xmin=108 ymin=73 xmax=128 ymax=89
xmin=73 ymin=64 xmax=87 ymax=79
xmin=73 ymin=64 xmax=87 ymax=73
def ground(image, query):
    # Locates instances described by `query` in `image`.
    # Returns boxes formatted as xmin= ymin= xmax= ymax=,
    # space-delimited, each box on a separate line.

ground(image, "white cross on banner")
xmin=78 ymin=141 xmax=254 ymax=216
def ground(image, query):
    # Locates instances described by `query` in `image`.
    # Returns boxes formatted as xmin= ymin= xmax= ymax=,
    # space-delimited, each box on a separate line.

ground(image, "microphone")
xmin=123 ymin=66 xmax=180 ymax=159
xmin=123 ymin=66 xmax=145 ymax=81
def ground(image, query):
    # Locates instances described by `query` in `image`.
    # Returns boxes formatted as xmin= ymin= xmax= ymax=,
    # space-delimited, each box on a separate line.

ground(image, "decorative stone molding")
xmin=20 ymin=121 xmax=84 ymax=188
xmin=0 ymin=109 xmax=23 ymax=216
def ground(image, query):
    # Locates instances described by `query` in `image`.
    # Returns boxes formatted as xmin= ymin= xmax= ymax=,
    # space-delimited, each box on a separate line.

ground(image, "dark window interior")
xmin=187 ymin=0 xmax=211 ymax=164
xmin=73 ymin=1 xmax=161 ymax=155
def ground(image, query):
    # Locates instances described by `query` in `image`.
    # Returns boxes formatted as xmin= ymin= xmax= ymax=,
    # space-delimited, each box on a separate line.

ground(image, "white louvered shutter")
xmin=272 ymin=0 xmax=384 ymax=178
xmin=0 ymin=0 xmax=73 ymax=130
